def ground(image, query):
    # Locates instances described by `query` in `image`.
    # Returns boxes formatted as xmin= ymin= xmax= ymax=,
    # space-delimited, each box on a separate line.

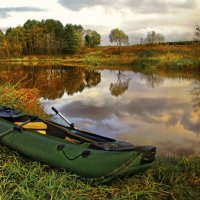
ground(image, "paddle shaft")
xmin=46 ymin=119 xmax=94 ymax=143
xmin=52 ymin=107 xmax=76 ymax=129
xmin=0 ymin=117 xmax=36 ymax=138
xmin=51 ymin=107 xmax=104 ymax=145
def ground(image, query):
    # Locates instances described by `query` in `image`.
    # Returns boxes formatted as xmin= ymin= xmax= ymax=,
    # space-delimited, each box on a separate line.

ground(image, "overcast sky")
xmin=0 ymin=0 xmax=199 ymax=45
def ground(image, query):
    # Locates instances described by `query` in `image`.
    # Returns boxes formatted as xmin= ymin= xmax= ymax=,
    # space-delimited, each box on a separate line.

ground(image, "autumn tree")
xmin=42 ymin=19 xmax=64 ymax=54
xmin=62 ymin=24 xmax=79 ymax=54
xmin=0 ymin=30 xmax=4 ymax=41
xmin=0 ymin=30 xmax=6 ymax=57
xmin=84 ymin=30 xmax=101 ymax=48
xmin=23 ymin=19 xmax=45 ymax=54
xmin=0 ymin=30 xmax=4 ymax=53
xmin=109 ymin=28 xmax=129 ymax=46
xmin=73 ymin=25 xmax=84 ymax=50
xmin=4 ymin=27 xmax=26 ymax=56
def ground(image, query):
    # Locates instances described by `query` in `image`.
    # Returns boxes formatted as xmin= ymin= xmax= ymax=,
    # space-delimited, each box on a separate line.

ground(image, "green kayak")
xmin=0 ymin=107 xmax=156 ymax=183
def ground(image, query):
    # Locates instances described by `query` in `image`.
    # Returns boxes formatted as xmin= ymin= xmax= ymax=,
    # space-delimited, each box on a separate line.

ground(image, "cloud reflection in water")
xmin=41 ymin=70 xmax=200 ymax=156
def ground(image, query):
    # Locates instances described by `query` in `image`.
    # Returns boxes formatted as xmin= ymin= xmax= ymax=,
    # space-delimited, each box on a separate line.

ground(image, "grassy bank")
xmin=0 ymin=82 xmax=46 ymax=118
xmin=0 ymin=82 xmax=200 ymax=199
xmin=0 ymin=145 xmax=200 ymax=200
xmin=96 ymin=43 xmax=200 ymax=70
xmin=0 ymin=43 xmax=200 ymax=70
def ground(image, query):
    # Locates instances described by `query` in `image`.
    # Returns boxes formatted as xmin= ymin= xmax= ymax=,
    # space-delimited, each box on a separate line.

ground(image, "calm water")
xmin=1 ymin=64 xmax=200 ymax=156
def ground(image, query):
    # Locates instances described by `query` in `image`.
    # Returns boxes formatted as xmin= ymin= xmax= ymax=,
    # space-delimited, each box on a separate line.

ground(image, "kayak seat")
xmin=14 ymin=122 xmax=47 ymax=135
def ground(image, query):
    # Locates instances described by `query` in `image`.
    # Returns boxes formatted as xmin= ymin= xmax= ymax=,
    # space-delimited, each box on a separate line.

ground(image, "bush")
xmin=0 ymin=83 xmax=45 ymax=117
xmin=137 ymin=50 xmax=154 ymax=58
xmin=167 ymin=58 xmax=200 ymax=70
xmin=131 ymin=58 xmax=160 ymax=68
xmin=83 ymin=56 xmax=99 ymax=66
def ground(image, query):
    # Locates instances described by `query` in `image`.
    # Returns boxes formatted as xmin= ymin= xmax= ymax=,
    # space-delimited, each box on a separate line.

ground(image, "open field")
xmin=0 ymin=43 xmax=200 ymax=71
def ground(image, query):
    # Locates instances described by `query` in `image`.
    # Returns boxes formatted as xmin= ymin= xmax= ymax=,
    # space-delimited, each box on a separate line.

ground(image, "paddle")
xmin=52 ymin=107 xmax=76 ymax=129
xmin=51 ymin=107 xmax=103 ymax=143
xmin=0 ymin=116 xmax=37 ymax=138
xmin=51 ymin=107 xmax=135 ymax=151
xmin=46 ymin=119 xmax=95 ymax=143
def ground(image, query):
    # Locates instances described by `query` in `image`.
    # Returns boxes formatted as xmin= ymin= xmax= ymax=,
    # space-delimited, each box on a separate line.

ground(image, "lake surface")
xmin=1 ymin=64 xmax=200 ymax=156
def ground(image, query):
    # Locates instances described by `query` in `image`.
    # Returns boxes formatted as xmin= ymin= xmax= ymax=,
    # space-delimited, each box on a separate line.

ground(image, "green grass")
xmin=137 ymin=50 xmax=155 ymax=58
xmin=0 ymin=145 xmax=200 ymax=200
xmin=83 ymin=55 xmax=99 ymax=67
xmin=166 ymin=58 xmax=200 ymax=70
xmin=131 ymin=58 xmax=160 ymax=69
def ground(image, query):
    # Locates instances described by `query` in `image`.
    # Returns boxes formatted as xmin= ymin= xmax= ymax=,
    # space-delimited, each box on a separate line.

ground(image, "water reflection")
xmin=42 ymin=69 xmax=200 ymax=156
xmin=139 ymin=73 xmax=164 ymax=88
xmin=190 ymin=80 xmax=200 ymax=116
xmin=0 ymin=64 xmax=101 ymax=99
xmin=1 ymin=63 xmax=200 ymax=156
xmin=109 ymin=70 xmax=131 ymax=96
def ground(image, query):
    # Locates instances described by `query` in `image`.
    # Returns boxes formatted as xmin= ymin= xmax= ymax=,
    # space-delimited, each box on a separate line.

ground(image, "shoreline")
xmin=0 ymin=43 xmax=199 ymax=70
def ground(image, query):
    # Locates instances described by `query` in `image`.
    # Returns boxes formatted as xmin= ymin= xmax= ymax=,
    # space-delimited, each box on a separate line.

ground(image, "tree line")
xmin=0 ymin=19 xmax=130 ymax=58
xmin=140 ymin=31 xmax=165 ymax=44
xmin=0 ymin=19 xmax=101 ymax=57
xmin=0 ymin=19 xmax=199 ymax=58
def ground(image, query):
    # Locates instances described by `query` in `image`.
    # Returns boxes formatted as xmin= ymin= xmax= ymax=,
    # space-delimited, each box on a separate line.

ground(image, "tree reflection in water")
xmin=190 ymin=80 xmax=200 ymax=116
xmin=139 ymin=73 xmax=164 ymax=88
xmin=109 ymin=70 xmax=131 ymax=96
xmin=0 ymin=65 xmax=101 ymax=99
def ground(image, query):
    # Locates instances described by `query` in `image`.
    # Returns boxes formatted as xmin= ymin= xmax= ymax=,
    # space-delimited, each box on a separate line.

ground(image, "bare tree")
xmin=194 ymin=24 xmax=200 ymax=42
xmin=144 ymin=31 xmax=165 ymax=44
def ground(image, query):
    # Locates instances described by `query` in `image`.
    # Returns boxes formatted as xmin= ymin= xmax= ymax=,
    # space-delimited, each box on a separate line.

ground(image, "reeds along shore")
xmin=0 ymin=83 xmax=46 ymax=118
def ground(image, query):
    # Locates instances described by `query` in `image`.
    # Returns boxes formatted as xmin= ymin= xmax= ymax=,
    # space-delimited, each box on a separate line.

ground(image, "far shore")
xmin=0 ymin=43 xmax=200 ymax=71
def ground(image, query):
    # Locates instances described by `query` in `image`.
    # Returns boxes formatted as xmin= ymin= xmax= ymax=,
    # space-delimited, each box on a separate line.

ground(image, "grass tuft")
xmin=131 ymin=58 xmax=160 ymax=69
xmin=137 ymin=50 xmax=154 ymax=58
xmin=83 ymin=56 xmax=99 ymax=67
xmin=166 ymin=58 xmax=200 ymax=70
xmin=0 ymin=82 xmax=46 ymax=118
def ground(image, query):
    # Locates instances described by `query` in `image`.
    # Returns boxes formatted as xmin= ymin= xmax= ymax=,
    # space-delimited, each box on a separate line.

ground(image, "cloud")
xmin=60 ymin=91 xmax=200 ymax=136
xmin=127 ymin=0 xmax=197 ymax=14
xmin=57 ymin=0 xmax=198 ymax=43
xmin=58 ymin=0 xmax=117 ymax=11
xmin=0 ymin=7 xmax=45 ymax=19
xmin=0 ymin=12 xmax=9 ymax=18
xmin=58 ymin=0 xmax=197 ymax=13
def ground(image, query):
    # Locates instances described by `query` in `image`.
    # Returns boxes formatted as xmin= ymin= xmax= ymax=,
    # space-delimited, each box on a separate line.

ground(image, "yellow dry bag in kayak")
xmin=14 ymin=122 xmax=47 ymax=135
